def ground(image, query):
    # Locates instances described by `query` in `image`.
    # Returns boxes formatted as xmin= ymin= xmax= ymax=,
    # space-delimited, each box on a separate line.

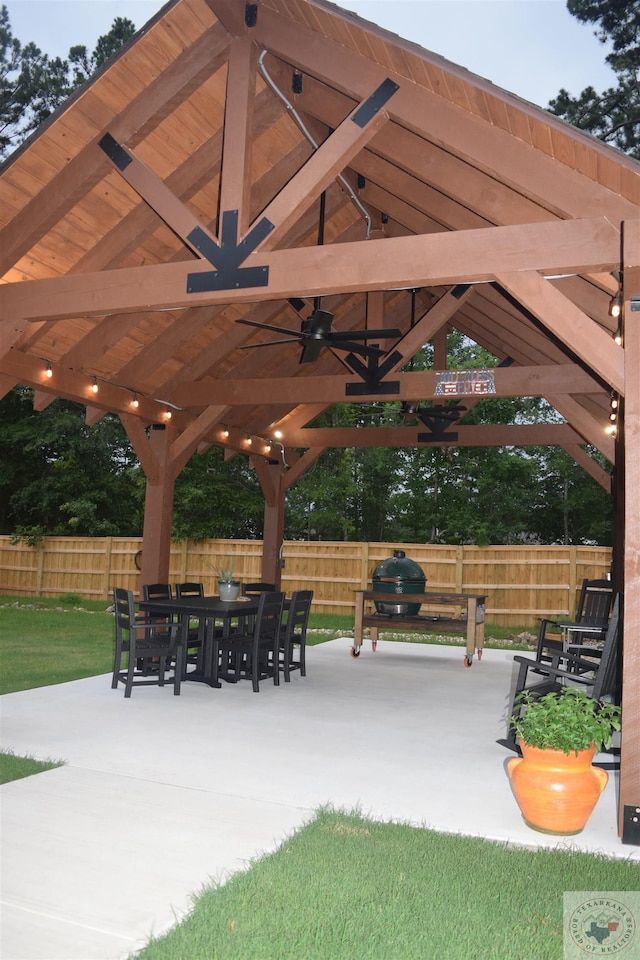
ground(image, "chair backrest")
xmin=113 ymin=586 xmax=135 ymax=635
xmin=575 ymin=578 xmax=613 ymax=625
xmin=254 ymin=590 xmax=285 ymax=640
xmin=176 ymin=582 xmax=204 ymax=599
xmin=592 ymin=593 xmax=622 ymax=702
xmin=142 ymin=583 xmax=172 ymax=602
xmin=243 ymin=582 xmax=277 ymax=596
xmin=285 ymin=590 xmax=313 ymax=640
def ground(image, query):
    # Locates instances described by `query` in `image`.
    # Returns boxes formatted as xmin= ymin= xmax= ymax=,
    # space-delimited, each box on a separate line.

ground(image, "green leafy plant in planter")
xmin=507 ymin=687 xmax=621 ymax=835
xmin=205 ymin=558 xmax=239 ymax=600
xmin=511 ymin=687 xmax=621 ymax=754
xmin=207 ymin=558 xmax=235 ymax=584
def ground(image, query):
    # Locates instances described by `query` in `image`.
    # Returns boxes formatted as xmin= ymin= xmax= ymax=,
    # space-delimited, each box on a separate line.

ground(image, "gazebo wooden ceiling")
xmin=1 ymin=0 xmax=639 ymax=837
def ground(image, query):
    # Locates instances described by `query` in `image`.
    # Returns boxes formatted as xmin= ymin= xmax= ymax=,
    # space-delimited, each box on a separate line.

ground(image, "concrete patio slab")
xmin=1 ymin=639 xmax=636 ymax=960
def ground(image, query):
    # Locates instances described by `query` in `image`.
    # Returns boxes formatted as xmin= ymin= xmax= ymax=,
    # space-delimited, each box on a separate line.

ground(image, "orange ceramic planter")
xmin=507 ymin=743 xmax=608 ymax=835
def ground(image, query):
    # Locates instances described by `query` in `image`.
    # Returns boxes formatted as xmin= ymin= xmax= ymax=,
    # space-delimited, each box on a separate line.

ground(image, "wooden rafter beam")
xmin=281 ymin=423 xmax=586 ymax=448
xmin=2 ymin=218 xmax=620 ymax=321
xmin=171 ymin=364 xmax=601 ymax=407
xmin=496 ymin=271 xmax=623 ymax=394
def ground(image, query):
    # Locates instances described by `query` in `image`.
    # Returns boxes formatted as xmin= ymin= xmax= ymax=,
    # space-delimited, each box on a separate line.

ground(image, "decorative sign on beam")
xmin=434 ymin=369 xmax=496 ymax=397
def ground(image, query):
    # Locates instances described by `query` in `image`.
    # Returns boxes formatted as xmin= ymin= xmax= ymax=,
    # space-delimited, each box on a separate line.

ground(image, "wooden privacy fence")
xmin=0 ymin=536 xmax=612 ymax=627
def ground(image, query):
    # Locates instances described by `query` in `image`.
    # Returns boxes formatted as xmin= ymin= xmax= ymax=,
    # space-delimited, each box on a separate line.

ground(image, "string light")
xmin=222 ymin=426 xmax=230 ymax=439
xmin=45 ymin=362 xmax=52 ymax=378
xmin=608 ymin=290 xmax=622 ymax=319
xmin=164 ymin=409 xmax=172 ymax=420
xmin=246 ymin=435 xmax=252 ymax=445
xmin=606 ymin=393 xmax=619 ymax=436
xmin=273 ymin=430 xmax=283 ymax=439
xmin=91 ymin=377 xmax=99 ymax=394
xmin=132 ymin=393 xmax=139 ymax=408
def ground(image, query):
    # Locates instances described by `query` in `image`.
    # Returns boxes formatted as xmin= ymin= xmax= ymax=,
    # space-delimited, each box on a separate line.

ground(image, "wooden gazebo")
xmin=1 ymin=0 xmax=638 ymax=838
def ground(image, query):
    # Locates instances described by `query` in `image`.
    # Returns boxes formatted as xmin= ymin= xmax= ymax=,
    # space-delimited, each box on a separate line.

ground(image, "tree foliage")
xmin=0 ymin=4 xmax=135 ymax=160
xmin=0 ymin=388 xmax=144 ymax=540
xmin=548 ymin=0 xmax=640 ymax=157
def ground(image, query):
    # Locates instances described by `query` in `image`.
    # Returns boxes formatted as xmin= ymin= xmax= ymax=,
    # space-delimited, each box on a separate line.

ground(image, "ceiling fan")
xmin=237 ymin=308 xmax=402 ymax=364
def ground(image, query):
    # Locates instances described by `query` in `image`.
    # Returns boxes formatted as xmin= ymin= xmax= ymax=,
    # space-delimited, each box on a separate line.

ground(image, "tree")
xmin=548 ymin=0 xmax=639 ymax=158
xmin=0 ymin=5 xmax=135 ymax=160
xmin=0 ymin=388 xmax=144 ymax=539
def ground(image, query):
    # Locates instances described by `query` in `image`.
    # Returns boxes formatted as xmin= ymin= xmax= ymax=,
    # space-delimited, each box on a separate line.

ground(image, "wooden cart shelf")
xmin=353 ymin=590 xmax=487 ymax=667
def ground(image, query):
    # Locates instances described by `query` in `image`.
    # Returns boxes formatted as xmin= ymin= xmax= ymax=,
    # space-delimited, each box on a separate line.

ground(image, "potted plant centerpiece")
xmin=506 ymin=687 xmax=621 ymax=835
xmin=208 ymin=558 xmax=240 ymax=601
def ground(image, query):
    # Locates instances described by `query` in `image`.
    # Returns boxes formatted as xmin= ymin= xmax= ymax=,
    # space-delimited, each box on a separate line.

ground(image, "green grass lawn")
xmin=135 ymin=807 xmax=638 ymax=960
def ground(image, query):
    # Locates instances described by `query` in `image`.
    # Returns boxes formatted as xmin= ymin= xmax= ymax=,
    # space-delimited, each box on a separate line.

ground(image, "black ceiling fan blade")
xmin=236 ymin=318 xmax=302 ymax=339
xmin=239 ymin=337 xmax=301 ymax=349
xmin=328 ymin=328 xmax=402 ymax=342
xmin=299 ymin=340 xmax=324 ymax=364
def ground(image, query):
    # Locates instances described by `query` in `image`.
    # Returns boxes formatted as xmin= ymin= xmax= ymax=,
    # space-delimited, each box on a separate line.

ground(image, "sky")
xmin=6 ymin=0 xmax=615 ymax=109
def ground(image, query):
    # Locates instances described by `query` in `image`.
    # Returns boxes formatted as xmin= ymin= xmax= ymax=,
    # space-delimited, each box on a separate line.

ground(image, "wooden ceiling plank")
xmin=4 ymin=218 xmax=620 ymax=320
xmin=496 ymin=271 xmax=624 ymax=395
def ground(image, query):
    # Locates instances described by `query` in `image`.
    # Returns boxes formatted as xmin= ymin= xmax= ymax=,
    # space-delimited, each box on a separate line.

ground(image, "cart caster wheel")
xmin=464 ymin=655 xmax=473 ymax=668
xmin=477 ymin=648 xmax=483 ymax=661
xmin=350 ymin=646 xmax=361 ymax=658
xmin=371 ymin=640 xmax=377 ymax=652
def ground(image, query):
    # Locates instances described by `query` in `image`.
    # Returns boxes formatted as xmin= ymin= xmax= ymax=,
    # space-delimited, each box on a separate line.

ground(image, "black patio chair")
xmin=111 ymin=587 xmax=184 ymax=697
xmin=174 ymin=581 xmax=205 ymax=664
xmin=278 ymin=590 xmax=313 ymax=681
xmin=218 ymin=591 xmax=285 ymax=692
xmin=140 ymin=582 xmax=175 ymax=673
xmin=535 ymin=577 xmax=613 ymax=663
xmin=499 ymin=594 xmax=622 ymax=764
xmin=242 ymin=582 xmax=277 ymax=596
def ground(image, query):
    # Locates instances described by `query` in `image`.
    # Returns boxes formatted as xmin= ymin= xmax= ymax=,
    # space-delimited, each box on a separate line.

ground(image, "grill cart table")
xmin=352 ymin=590 xmax=487 ymax=667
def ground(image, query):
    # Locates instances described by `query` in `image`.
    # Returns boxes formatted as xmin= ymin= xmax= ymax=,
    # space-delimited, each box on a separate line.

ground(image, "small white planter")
xmin=219 ymin=581 xmax=240 ymax=601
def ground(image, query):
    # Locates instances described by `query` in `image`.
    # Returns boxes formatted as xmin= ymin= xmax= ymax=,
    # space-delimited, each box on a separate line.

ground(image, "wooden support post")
xmin=140 ymin=425 xmax=176 ymax=591
xmin=620 ymin=219 xmax=640 ymax=840
xmin=252 ymin=458 xmax=285 ymax=588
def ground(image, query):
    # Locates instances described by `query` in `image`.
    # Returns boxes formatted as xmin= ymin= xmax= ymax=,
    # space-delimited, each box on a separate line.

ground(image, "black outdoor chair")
xmin=140 ymin=582 xmax=175 ymax=673
xmin=242 ymin=582 xmax=277 ymax=596
xmin=499 ymin=594 xmax=622 ymax=764
xmin=278 ymin=590 xmax=313 ymax=681
xmin=174 ymin=581 xmax=205 ymax=664
xmin=218 ymin=591 xmax=285 ymax=692
xmin=111 ymin=587 xmax=184 ymax=697
xmin=535 ymin=577 xmax=613 ymax=663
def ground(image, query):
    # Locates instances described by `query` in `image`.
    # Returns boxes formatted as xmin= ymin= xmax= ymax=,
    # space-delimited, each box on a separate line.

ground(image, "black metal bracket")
xmin=622 ymin=804 xmax=640 ymax=845
xmin=186 ymin=210 xmax=273 ymax=293
xmin=351 ymin=78 xmax=400 ymax=128
xmin=344 ymin=350 xmax=402 ymax=396
xmin=416 ymin=404 xmax=466 ymax=443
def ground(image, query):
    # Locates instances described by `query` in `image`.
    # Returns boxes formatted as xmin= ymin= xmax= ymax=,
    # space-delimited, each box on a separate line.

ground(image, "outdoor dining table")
xmin=138 ymin=594 xmax=260 ymax=687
